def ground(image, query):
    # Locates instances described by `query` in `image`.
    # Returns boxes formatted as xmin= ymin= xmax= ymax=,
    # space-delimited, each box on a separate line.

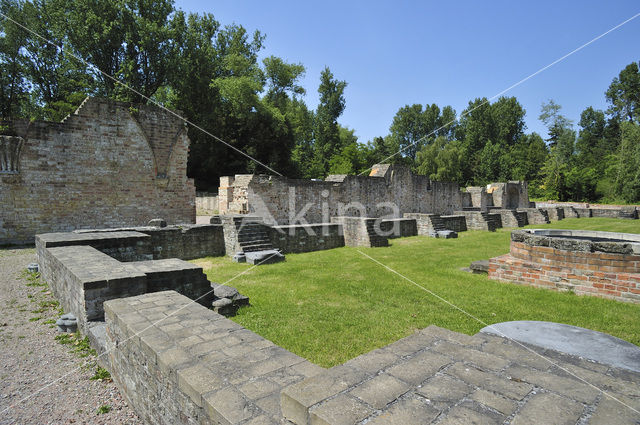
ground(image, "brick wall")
xmin=0 ymin=97 xmax=196 ymax=246
xmin=489 ymin=240 xmax=640 ymax=303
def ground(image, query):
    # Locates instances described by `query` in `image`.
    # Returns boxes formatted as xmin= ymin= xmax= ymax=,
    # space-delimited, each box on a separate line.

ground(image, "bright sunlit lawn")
xmin=193 ymin=218 xmax=640 ymax=368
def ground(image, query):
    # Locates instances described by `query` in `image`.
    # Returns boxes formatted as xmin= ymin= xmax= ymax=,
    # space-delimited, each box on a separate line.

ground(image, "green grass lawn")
xmin=194 ymin=218 xmax=640 ymax=367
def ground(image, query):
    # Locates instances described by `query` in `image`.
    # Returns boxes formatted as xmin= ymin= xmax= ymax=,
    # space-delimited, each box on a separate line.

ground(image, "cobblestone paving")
xmin=282 ymin=325 xmax=640 ymax=424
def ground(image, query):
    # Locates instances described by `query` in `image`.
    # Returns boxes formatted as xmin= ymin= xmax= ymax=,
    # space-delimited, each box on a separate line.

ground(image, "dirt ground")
xmin=0 ymin=248 xmax=141 ymax=425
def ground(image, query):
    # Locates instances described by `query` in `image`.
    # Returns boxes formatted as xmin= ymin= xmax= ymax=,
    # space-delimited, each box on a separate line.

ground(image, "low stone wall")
xmin=562 ymin=207 xmax=579 ymax=218
xmin=539 ymin=207 xmax=564 ymax=221
xmin=104 ymin=291 xmax=323 ymax=425
xmin=574 ymin=208 xmax=593 ymax=218
xmin=37 ymin=232 xmax=215 ymax=331
xmin=590 ymin=208 xmax=636 ymax=219
xmin=330 ymin=217 xmax=388 ymax=247
xmin=39 ymin=245 xmax=148 ymax=331
xmin=268 ymin=223 xmax=345 ymax=253
xmin=440 ymin=215 xmax=467 ymax=232
xmin=379 ymin=218 xmax=418 ymax=239
xmin=403 ymin=213 xmax=441 ymax=235
xmin=493 ymin=210 xmax=521 ymax=228
xmin=518 ymin=208 xmax=550 ymax=225
xmin=455 ymin=211 xmax=499 ymax=231
xmin=72 ymin=225 xmax=225 ymax=260
xmin=36 ymin=231 xmax=153 ymax=262
xmin=196 ymin=192 xmax=218 ymax=213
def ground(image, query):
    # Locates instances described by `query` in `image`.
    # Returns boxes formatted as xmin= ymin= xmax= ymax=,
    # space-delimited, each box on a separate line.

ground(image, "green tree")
xmin=509 ymin=133 xmax=548 ymax=196
xmin=606 ymin=61 xmax=640 ymax=123
xmin=263 ymin=55 xmax=305 ymax=110
xmin=15 ymin=0 xmax=92 ymax=120
xmin=388 ymin=103 xmax=457 ymax=161
xmin=539 ymin=100 xmax=573 ymax=146
xmin=415 ymin=136 xmax=464 ymax=183
xmin=458 ymin=96 xmax=525 ymax=184
xmin=612 ymin=122 xmax=640 ymax=202
xmin=313 ymin=67 xmax=347 ymax=176
xmin=0 ymin=0 xmax=30 ymax=119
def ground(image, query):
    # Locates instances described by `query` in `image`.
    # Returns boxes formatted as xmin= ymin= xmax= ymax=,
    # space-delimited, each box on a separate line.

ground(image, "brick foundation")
xmin=489 ymin=235 xmax=640 ymax=303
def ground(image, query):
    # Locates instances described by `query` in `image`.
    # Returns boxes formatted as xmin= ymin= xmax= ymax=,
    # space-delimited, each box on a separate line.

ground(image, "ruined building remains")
xmin=0 ymin=97 xmax=196 ymax=245
xmin=218 ymin=163 xmax=530 ymax=224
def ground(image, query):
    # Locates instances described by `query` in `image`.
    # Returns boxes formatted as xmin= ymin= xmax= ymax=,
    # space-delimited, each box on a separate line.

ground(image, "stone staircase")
xmin=237 ymin=220 xmax=275 ymax=252
xmin=220 ymin=215 xmax=285 ymax=264
xmin=364 ymin=219 xmax=391 ymax=247
xmin=281 ymin=325 xmax=640 ymax=424
xmin=428 ymin=215 xmax=447 ymax=232
xmin=519 ymin=208 xmax=550 ymax=225
xmin=514 ymin=211 xmax=528 ymax=227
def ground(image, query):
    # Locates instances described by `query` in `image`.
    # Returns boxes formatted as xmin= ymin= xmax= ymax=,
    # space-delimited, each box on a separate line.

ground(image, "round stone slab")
xmin=480 ymin=321 xmax=640 ymax=373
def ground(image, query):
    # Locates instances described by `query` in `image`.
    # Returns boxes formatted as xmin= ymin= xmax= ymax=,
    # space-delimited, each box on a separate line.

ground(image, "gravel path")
xmin=0 ymin=248 xmax=141 ymax=425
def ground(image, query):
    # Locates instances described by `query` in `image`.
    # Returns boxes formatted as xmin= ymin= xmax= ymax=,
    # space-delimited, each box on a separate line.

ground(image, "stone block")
xmin=511 ymin=392 xmax=583 ymax=425
xmin=309 ymin=394 xmax=374 ymax=425
xmin=349 ymin=373 xmax=411 ymax=409
xmin=365 ymin=397 xmax=440 ymax=424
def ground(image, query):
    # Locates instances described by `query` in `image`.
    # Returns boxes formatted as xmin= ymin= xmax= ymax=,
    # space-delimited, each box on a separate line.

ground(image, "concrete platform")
xmin=480 ymin=321 xmax=640 ymax=373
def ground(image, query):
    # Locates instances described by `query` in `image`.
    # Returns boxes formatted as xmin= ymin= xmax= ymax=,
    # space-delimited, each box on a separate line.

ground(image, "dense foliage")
xmin=1 ymin=0 xmax=638 ymax=201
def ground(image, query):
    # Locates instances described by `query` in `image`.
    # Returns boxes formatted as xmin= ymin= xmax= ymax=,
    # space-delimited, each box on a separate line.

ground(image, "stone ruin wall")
xmin=0 ymin=97 xmax=196 ymax=245
xmin=465 ymin=182 xmax=531 ymax=211
xmin=219 ymin=165 xmax=464 ymax=225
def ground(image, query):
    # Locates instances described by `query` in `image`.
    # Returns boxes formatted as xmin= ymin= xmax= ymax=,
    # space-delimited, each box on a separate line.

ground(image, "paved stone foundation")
xmin=104 ymin=291 xmax=323 ymax=425
xmin=489 ymin=230 xmax=640 ymax=304
xmin=281 ymin=325 xmax=640 ymax=424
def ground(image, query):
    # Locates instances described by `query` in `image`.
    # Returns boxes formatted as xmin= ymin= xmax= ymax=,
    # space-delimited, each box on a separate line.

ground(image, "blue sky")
xmin=175 ymin=0 xmax=640 ymax=144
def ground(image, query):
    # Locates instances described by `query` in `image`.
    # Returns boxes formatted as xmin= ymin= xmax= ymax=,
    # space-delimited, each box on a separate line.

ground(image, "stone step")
xmin=242 ymin=243 xmax=276 ymax=252
xmin=238 ymin=233 xmax=269 ymax=242
xmin=239 ymin=238 xmax=271 ymax=246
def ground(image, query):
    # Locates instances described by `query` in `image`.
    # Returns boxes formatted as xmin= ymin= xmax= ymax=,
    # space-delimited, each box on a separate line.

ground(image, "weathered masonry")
xmin=0 ymin=97 xmax=196 ymax=246
xmin=489 ymin=229 xmax=640 ymax=304
xmin=218 ymin=164 xmax=467 ymax=224
xmin=104 ymin=291 xmax=640 ymax=424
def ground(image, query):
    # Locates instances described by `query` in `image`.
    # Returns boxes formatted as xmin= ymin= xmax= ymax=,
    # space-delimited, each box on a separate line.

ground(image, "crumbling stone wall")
xmin=219 ymin=165 xmax=464 ymax=225
xmin=0 ymin=97 xmax=195 ymax=245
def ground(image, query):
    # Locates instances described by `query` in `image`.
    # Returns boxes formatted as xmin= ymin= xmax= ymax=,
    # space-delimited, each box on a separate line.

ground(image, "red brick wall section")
xmin=0 ymin=97 xmax=195 ymax=245
xmin=489 ymin=244 xmax=640 ymax=304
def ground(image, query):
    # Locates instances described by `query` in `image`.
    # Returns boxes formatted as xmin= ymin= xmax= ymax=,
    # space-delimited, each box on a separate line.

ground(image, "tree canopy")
xmin=1 ymin=0 xmax=638 ymax=202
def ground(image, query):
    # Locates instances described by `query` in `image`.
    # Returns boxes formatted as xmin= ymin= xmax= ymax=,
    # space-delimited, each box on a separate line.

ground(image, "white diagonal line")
xmin=360 ymin=11 xmax=640 ymax=176
xmin=1 ymin=251 xmax=280 ymax=414
xmin=356 ymin=248 xmax=640 ymax=415
xmin=0 ymin=12 xmax=283 ymax=177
